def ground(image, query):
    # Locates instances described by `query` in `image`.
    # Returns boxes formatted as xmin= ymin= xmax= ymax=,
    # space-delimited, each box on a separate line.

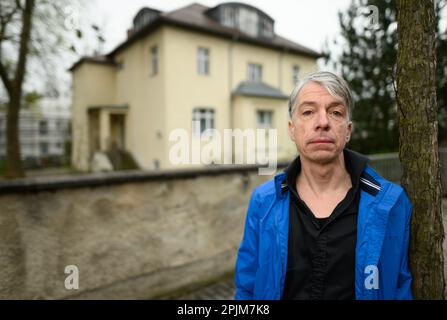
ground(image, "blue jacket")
xmin=234 ymin=165 xmax=413 ymax=300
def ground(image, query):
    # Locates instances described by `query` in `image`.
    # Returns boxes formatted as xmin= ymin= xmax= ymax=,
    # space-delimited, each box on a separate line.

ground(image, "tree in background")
xmin=0 ymin=0 xmax=36 ymax=178
xmin=324 ymin=0 xmax=447 ymax=154
xmin=396 ymin=0 xmax=445 ymax=299
xmin=0 ymin=0 xmax=85 ymax=178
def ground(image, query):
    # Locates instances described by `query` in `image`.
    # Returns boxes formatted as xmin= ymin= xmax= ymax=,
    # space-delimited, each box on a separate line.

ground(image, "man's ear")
xmin=288 ymin=120 xmax=295 ymax=142
xmin=346 ymin=121 xmax=353 ymax=143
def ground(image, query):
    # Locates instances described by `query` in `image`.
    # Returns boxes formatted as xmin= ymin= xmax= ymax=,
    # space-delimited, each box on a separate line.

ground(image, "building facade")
xmin=70 ymin=2 xmax=320 ymax=171
xmin=0 ymin=97 xmax=71 ymax=166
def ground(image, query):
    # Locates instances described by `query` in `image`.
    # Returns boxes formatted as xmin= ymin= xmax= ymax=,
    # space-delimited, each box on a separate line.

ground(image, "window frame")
xmin=192 ymin=108 xmax=215 ymax=137
xmin=248 ymin=63 xmax=263 ymax=82
xmin=39 ymin=120 xmax=48 ymax=135
xmin=39 ymin=141 xmax=49 ymax=155
xmin=260 ymin=18 xmax=273 ymax=38
xmin=292 ymin=64 xmax=300 ymax=85
xmin=256 ymin=110 xmax=273 ymax=129
xmin=116 ymin=59 xmax=124 ymax=71
xmin=150 ymin=46 xmax=158 ymax=76
xmin=197 ymin=47 xmax=210 ymax=76
xmin=222 ymin=6 xmax=236 ymax=27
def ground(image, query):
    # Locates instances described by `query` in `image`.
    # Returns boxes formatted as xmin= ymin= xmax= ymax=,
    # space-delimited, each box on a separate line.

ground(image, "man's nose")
xmin=315 ymin=111 xmax=330 ymax=130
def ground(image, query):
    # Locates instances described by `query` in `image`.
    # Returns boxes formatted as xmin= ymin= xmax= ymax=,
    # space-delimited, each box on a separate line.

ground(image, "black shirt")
xmin=281 ymin=149 xmax=369 ymax=300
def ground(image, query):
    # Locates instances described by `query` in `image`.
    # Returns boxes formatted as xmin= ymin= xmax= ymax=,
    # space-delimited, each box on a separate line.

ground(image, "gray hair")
xmin=288 ymin=71 xmax=354 ymax=120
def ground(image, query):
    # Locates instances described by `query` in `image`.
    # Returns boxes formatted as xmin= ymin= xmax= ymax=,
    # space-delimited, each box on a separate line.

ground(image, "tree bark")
xmin=2 ymin=0 xmax=35 ymax=179
xmin=396 ymin=0 xmax=445 ymax=299
xmin=5 ymin=93 xmax=24 ymax=179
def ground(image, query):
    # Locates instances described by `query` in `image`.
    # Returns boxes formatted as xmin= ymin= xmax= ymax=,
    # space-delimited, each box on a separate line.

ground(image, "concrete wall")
xmin=0 ymin=165 xmax=280 ymax=299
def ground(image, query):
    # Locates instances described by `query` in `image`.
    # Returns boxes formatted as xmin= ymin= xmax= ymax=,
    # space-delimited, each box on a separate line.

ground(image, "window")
xmin=239 ymin=7 xmax=258 ymax=37
xmin=134 ymin=9 xmax=160 ymax=32
xmin=153 ymin=159 xmax=160 ymax=170
xmin=248 ymin=63 xmax=262 ymax=82
xmin=260 ymin=18 xmax=273 ymax=38
xmin=151 ymin=46 xmax=158 ymax=75
xmin=222 ymin=6 xmax=236 ymax=27
xmin=257 ymin=111 xmax=273 ymax=129
xmin=117 ymin=60 xmax=124 ymax=71
xmin=39 ymin=142 xmax=48 ymax=155
xmin=256 ymin=111 xmax=273 ymax=156
xmin=56 ymin=120 xmax=63 ymax=132
xmin=293 ymin=65 xmax=300 ymax=84
xmin=197 ymin=47 xmax=210 ymax=75
xmin=192 ymin=108 xmax=215 ymax=136
xmin=39 ymin=120 xmax=48 ymax=135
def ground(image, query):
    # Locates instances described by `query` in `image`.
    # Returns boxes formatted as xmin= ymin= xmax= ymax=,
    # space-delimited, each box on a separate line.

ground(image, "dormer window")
xmin=260 ymin=18 xmax=273 ymax=38
xmin=222 ymin=6 xmax=236 ymax=28
xmin=133 ymin=8 xmax=161 ymax=33
xmin=207 ymin=3 xmax=275 ymax=39
xmin=239 ymin=7 xmax=258 ymax=37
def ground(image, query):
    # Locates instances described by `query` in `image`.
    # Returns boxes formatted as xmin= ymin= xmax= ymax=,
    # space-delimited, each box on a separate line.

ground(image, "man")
xmin=234 ymin=71 xmax=413 ymax=300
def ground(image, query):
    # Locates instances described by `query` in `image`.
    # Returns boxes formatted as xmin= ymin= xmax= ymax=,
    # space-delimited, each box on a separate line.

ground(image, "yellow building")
xmin=70 ymin=2 xmax=320 ymax=171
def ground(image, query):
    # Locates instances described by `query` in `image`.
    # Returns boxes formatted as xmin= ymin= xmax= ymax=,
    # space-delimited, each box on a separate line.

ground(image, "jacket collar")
xmin=360 ymin=170 xmax=381 ymax=196
xmin=275 ymin=149 xmax=379 ymax=198
xmin=274 ymin=165 xmax=384 ymax=199
xmin=274 ymin=172 xmax=288 ymax=199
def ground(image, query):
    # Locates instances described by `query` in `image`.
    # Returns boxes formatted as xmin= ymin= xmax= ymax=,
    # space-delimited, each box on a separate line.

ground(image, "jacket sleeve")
xmin=234 ymin=189 xmax=261 ymax=300
xmin=395 ymin=192 xmax=413 ymax=300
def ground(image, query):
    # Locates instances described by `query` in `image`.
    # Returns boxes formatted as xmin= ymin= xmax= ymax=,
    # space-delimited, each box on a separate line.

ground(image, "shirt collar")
xmin=284 ymin=148 xmax=369 ymax=192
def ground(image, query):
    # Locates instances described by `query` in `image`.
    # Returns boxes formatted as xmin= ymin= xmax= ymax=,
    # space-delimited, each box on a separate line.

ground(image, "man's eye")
xmin=331 ymin=111 xmax=343 ymax=117
xmin=302 ymin=110 xmax=313 ymax=116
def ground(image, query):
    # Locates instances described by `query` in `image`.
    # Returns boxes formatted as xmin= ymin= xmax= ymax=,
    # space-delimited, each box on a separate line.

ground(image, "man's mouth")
xmin=309 ymin=138 xmax=334 ymax=144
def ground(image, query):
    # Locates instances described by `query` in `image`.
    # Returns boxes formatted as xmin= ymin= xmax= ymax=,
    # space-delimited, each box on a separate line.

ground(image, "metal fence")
xmin=368 ymin=147 xmax=447 ymax=196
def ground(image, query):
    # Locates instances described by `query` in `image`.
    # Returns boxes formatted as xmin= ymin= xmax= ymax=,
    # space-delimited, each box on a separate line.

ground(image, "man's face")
xmin=288 ymin=82 xmax=352 ymax=164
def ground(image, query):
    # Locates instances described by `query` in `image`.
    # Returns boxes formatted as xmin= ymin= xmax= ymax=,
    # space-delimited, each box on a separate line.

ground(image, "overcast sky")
xmin=89 ymin=0 xmax=352 ymax=55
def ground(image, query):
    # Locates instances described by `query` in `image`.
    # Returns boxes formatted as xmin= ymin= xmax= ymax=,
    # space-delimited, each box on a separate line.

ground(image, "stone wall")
xmin=1 ymin=165 xmax=446 ymax=299
xmin=0 ymin=166 xmax=278 ymax=299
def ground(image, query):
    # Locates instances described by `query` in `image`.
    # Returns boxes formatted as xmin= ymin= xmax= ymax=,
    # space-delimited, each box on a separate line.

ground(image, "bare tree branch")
xmin=13 ymin=0 xmax=34 ymax=87
xmin=0 ymin=1 xmax=20 ymax=42
xmin=15 ymin=0 xmax=23 ymax=11
xmin=0 ymin=60 xmax=12 ymax=94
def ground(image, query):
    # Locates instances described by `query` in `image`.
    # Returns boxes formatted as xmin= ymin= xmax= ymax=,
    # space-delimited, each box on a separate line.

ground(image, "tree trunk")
xmin=4 ymin=94 xmax=24 ymax=179
xmin=3 ymin=0 xmax=35 ymax=179
xmin=396 ymin=0 xmax=445 ymax=299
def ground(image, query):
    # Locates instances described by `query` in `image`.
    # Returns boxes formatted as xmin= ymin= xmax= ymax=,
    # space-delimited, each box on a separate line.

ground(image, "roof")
xmin=208 ymin=2 xmax=275 ymax=23
xmin=70 ymin=3 xmax=321 ymax=72
xmin=109 ymin=3 xmax=321 ymax=58
xmin=232 ymin=81 xmax=289 ymax=100
xmin=69 ymin=56 xmax=115 ymax=72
